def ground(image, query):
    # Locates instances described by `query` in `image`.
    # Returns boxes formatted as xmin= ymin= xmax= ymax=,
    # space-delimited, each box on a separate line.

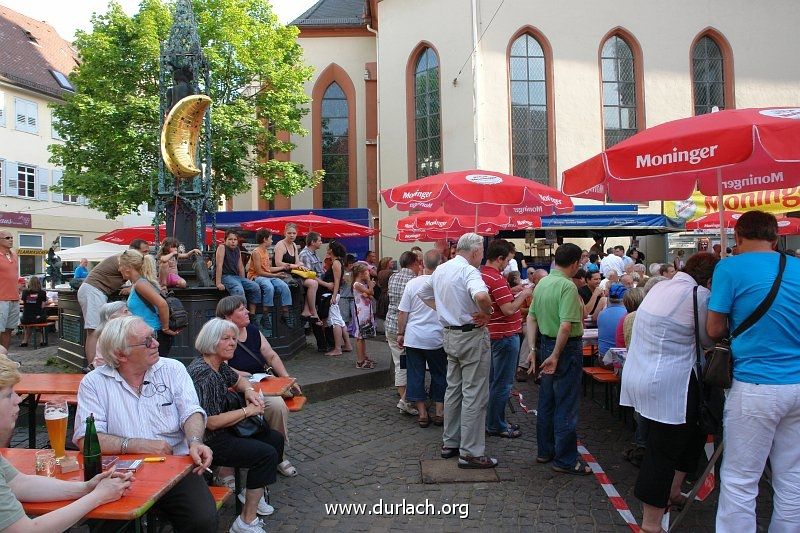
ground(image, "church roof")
xmin=291 ymin=0 xmax=367 ymax=27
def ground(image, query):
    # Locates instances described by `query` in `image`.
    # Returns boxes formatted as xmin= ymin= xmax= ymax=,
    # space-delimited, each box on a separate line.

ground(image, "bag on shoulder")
xmin=358 ymin=320 xmax=376 ymax=339
xmin=160 ymin=289 xmax=188 ymax=331
xmin=223 ymin=390 xmax=266 ymax=438
xmin=317 ymin=292 xmax=333 ymax=320
xmin=692 ymin=286 xmax=724 ymax=436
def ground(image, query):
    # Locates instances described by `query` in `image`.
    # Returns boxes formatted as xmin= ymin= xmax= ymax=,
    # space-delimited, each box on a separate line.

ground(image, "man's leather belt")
xmin=444 ymin=324 xmax=482 ymax=332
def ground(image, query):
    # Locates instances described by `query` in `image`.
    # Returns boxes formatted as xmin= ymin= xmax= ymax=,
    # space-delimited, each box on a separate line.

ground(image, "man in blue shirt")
xmin=596 ymin=283 xmax=627 ymax=358
xmin=707 ymin=210 xmax=800 ymax=532
xmin=73 ymin=258 xmax=89 ymax=279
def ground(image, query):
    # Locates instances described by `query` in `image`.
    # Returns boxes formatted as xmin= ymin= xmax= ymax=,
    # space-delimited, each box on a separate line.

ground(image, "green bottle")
xmin=83 ymin=413 xmax=102 ymax=481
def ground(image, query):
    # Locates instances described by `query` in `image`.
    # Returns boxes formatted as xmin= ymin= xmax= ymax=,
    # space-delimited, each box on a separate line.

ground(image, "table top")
xmin=15 ymin=373 xmax=84 ymax=395
xmin=582 ymin=328 xmax=598 ymax=341
xmin=253 ymin=376 xmax=296 ymax=397
xmin=2 ymin=449 xmax=193 ymax=520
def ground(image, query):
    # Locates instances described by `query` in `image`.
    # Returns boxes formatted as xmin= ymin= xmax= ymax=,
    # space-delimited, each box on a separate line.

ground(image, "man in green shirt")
xmin=526 ymin=243 xmax=591 ymax=475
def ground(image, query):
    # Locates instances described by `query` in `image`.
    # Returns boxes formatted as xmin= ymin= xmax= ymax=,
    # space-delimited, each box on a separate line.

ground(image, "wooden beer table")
xmin=252 ymin=376 xmax=296 ymax=397
xmin=14 ymin=373 xmax=84 ymax=448
xmin=1 ymin=449 xmax=193 ymax=530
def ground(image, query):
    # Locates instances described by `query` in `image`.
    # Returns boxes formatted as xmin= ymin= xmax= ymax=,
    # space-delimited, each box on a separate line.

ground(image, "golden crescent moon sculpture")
xmin=160 ymin=94 xmax=212 ymax=179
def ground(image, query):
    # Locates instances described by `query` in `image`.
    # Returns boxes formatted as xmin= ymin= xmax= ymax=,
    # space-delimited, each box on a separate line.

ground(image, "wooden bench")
xmin=591 ymin=372 xmax=621 ymax=413
xmin=284 ymin=395 xmax=307 ymax=412
xmin=146 ymin=486 xmax=233 ymax=532
xmin=20 ymin=323 xmax=51 ymax=347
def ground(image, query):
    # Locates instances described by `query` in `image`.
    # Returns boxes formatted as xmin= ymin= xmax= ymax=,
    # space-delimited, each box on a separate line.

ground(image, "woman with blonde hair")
xmin=118 ymin=250 xmax=177 ymax=356
xmin=0 ymin=356 xmax=132 ymax=531
xmin=273 ymin=223 xmax=319 ymax=324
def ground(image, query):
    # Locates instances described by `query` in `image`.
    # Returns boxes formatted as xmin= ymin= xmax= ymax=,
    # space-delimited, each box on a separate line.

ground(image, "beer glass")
xmin=44 ymin=400 xmax=68 ymax=459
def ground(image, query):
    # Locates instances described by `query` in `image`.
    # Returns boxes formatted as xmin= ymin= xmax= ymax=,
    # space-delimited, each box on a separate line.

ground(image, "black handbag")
xmin=704 ymin=253 xmax=786 ymax=389
xmin=693 ymin=286 xmax=723 ymax=436
xmin=223 ymin=390 xmax=266 ymax=438
xmin=317 ymin=292 xmax=333 ymax=320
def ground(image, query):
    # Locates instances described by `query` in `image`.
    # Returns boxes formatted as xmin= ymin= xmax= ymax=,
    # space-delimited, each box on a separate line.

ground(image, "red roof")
xmin=0 ymin=4 xmax=77 ymax=99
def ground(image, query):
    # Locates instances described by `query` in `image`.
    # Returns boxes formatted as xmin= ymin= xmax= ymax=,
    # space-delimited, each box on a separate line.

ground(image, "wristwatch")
xmin=188 ymin=435 xmax=202 ymax=444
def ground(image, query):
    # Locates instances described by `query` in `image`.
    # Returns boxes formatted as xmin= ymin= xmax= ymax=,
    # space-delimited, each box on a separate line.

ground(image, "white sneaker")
xmin=229 ymin=515 xmax=266 ymax=533
xmin=397 ymin=399 xmax=419 ymax=416
xmin=238 ymin=490 xmax=275 ymax=516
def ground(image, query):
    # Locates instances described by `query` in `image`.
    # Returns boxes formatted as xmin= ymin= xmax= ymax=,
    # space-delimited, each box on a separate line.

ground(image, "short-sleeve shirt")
xmin=708 ymin=251 xmax=800 ymax=384
xmin=385 ymin=268 xmax=415 ymax=335
xmin=597 ymin=303 xmax=627 ymax=356
xmin=74 ymin=358 xmax=205 ymax=455
xmin=21 ymin=289 xmax=47 ymax=322
xmin=186 ymin=358 xmax=240 ymax=438
xmin=417 ymin=255 xmax=488 ymax=328
xmin=0 ymin=457 xmax=24 ymax=530
xmin=480 ymin=265 xmax=521 ymax=340
xmin=85 ymin=254 xmax=125 ymax=296
xmin=73 ymin=265 xmax=89 ymax=279
xmin=398 ymin=274 xmax=442 ymax=350
xmin=529 ymin=269 xmax=583 ymax=338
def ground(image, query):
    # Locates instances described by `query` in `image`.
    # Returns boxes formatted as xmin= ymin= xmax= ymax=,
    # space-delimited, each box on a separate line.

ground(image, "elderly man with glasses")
xmin=0 ymin=231 xmax=19 ymax=350
xmin=74 ymin=316 xmax=219 ymax=532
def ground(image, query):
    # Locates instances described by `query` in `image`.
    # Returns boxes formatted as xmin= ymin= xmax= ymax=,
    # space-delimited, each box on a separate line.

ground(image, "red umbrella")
xmin=97 ymin=225 xmax=224 ymax=246
xmin=240 ymin=213 xmax=377 ymax=238
xmin=562 ymin=107 xmax=800 ymax=252
xmin=562 ymin=107 xmax=800 ymax=202
xmin=686 ymin=212 xmax=800 ymax=235
xmin=382 ymin=169 xmax=573 ymax=217
xmin=397 ymin=208 xmax=540 ymax=235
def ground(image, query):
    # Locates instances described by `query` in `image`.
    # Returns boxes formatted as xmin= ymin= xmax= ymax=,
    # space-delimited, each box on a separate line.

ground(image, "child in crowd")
xmin=88 ymin=301 xmax=130 ymax=369
xmin=157 ymin=237 xmax=201 ymax=289
xmin=19 ymin=276 xmax=48 ymax=347
xmin=351 ymin=263 xmax=376 ymax=369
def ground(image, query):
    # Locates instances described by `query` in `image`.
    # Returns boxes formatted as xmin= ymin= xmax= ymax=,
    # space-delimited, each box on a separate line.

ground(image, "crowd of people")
xmin=0 ymin=209 xmax=798 ymax=531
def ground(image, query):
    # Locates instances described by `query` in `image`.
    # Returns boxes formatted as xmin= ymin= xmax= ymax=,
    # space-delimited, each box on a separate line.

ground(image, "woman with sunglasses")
xmin=188 ymin=318 xmax=285 ymax=533
xmin=118 ymin=250 xmax=177 ymax=356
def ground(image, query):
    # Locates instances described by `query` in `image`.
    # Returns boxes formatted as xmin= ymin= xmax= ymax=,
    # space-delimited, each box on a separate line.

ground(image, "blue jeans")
xmin=405 ymin=346 xmax=447 ymax=403
xmin=253 ymin=276 xmax=292 ymax=308
xmin=486 ymin=334 xmax=520 ymax=433
xmin=537 ymin=336 xmax=583 ymax=469
xmin=221 ymin=275 xmax=260 ymax=305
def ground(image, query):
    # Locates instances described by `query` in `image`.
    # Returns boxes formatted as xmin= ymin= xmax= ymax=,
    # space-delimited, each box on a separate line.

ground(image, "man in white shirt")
xmin=74 ymin=316 xmax=218 ymax=532
xmin=418 ymin=233 xmax=495 ymax=469
xmin=397 ymin=249 xmax=446 ymax=427
xmin=599 ymin=245 xmax=625 ymax=278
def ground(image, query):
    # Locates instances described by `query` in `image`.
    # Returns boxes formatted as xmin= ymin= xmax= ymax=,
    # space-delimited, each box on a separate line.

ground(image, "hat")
xmin=609 ymin=283 xmax=627 ymax=300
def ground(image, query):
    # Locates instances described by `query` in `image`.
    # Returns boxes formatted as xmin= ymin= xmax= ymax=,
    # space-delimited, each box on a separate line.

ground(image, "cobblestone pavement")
xmin=236 ymin=380 xmax=773 ymax=532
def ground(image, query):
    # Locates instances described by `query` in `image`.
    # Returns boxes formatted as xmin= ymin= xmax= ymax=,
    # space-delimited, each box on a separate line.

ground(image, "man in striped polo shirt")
xmin=481 ymin=240 xmax=533 ymax=439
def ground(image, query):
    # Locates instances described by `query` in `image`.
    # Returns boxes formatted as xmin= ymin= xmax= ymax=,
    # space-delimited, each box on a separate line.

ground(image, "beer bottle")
xmin=83 ymin=413 xmax=102 ymax=481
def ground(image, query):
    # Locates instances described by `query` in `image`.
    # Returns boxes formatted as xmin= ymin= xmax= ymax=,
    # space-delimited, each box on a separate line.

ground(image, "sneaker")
xmin=237 ymin=491 xmax=275 ymax=516
xmin=229 ymin=515 xmax=266 ymax=533
xmin=396 ymin=399 xmax=419 ymax=416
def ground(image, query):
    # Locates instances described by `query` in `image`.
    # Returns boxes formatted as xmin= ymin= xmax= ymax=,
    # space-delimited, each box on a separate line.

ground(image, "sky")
xmin=0 ymin=0 xmax=317 ymax=40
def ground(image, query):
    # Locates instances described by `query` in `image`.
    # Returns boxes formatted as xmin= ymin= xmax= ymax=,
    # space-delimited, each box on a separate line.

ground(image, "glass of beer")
xmin=44 ymin=400 xmax=69 ymax=459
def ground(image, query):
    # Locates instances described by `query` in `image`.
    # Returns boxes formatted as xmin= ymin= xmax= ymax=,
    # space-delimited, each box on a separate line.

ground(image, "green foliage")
xmin=49 ymin=0 xmax=320 ymax=218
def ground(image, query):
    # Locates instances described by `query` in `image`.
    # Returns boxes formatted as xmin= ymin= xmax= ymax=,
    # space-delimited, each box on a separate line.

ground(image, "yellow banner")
xmin=665 ymin=188 xmax=800 ymax=221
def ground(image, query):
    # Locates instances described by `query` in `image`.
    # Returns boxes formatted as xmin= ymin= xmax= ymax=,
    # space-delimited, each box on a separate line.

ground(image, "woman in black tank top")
xmin=274 ymin=223 xmax=320 ymax=322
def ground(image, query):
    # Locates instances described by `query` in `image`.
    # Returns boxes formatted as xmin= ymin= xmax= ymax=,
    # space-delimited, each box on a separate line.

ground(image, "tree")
xmin=50 ymin=0 xmax=320 ymax=218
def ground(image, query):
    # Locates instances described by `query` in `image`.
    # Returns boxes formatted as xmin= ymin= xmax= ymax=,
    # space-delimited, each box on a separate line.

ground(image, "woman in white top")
xmin=620 ymin=252 xmax=718 ymax=533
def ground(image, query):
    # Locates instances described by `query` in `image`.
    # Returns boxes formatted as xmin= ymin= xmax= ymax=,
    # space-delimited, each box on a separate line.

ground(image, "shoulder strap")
xmin=692 ymin=286 xmax=702 ymax=369
xmin=730 ymin=253 xmax=786 ymax=339
xmin=236 ymin=331 xmax=268 ymax=371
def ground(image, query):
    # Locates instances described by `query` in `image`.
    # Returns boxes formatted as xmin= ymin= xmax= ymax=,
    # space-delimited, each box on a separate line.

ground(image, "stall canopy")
xmin=500 ymin=205 xmax=683 ymax=238
xmin=58 ymin=242 xmax=127 ymax=262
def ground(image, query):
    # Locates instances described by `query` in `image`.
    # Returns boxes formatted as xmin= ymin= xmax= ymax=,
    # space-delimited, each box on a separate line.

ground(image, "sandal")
xmin=487 ymin=428 xmax=522 ymax=438
xmin=552 ymin=460 xmax=593 ymax=476
xmin=432 ymin=415 xmax=444 ymax=426
xmin=536 ymin=455 xmax=554 ymax=464
xmin=418 ymin=416 xmax=431 ymax=428
xmin=277 ymin=459 xmax=298 ymax=477
xmin=356 ymin=360 xmax=375 ymax=369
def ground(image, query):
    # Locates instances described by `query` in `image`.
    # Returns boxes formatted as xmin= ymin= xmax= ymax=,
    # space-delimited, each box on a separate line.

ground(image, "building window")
xmin=601 ymin=34 xmax=639 ymax=148
xmin=18 ymin=234 xmax=43 ymax=276
xmin=0 ymin=91 xmax=5 ymax=127
xmin=14 ymin=97 xmax=37 ymax=134
xmin=17 ymin=165 xmax=35 ymax=198
xmin=59 ymin=236 xmax=81 ymax=249
xmin=320 ymin=82 xmax=349 ymax=209
xmin=510 ymin=32 xmax=550 ymax=184
xmin=51 ymin=114 xmax=65 ymax=140
xmin=693 ymin=36 xmax=725 ymax=115
xmin=414 ymin=47 xmax=441 ymax=179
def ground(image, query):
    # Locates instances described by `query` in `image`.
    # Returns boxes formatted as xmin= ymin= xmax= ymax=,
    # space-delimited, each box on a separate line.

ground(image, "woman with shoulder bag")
xmin=216 ymin=296 xmax=300 ymax=477
xmin=273 ymin=223 xmax=320 ymax=325
xmin=118 ymin=250 xmax=177 ymax=357
xmin=187 ymin=318 xmax=286 ymax=532
xmin=620 ymin=252 xmax=719 ymax=533
xmin=321 ymin=241 xmax=353 ymax=356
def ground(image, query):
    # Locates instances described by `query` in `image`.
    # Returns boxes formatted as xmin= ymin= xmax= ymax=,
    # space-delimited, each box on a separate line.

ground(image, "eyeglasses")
xmin=0 ymin=237 xmax=12 ymax=240
xmin=126 ymin=334 xmax=157 ymax=349
xmin=141 ymin=381 xmax=173 ymax=407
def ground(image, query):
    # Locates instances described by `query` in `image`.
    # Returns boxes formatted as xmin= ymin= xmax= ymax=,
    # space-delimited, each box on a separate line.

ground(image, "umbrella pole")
xmin=717 ymin=168 xmax=727 ymax=257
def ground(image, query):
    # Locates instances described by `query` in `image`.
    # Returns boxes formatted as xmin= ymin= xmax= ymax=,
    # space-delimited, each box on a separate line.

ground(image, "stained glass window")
xmin=321 ymin=82 xmax=349 ymax=208
xmin=414 ymin=48 xmax=441 ymax=179
xmin=601 ymin=35 xmax=638 ymax=148
xmin=510 ymin=33 xmax=549 ymax=184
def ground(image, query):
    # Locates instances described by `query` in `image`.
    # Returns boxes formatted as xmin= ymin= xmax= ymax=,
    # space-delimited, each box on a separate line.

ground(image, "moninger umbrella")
xmin=561 ymin=107 xmax=800 ymax=251
xmin=97 ymin=225 xmax=224 ymax=246
xmin=382 ymin=169 xmax=574 ymax=219
xmin=397 ymin=208 xmax=541 ymax=235
xmin=686 ymin=212 xmax=800 ymax=235
xmin=240 ymin=213 xmax=377 ymax=238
